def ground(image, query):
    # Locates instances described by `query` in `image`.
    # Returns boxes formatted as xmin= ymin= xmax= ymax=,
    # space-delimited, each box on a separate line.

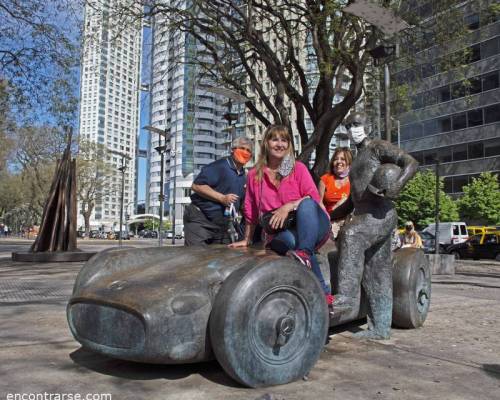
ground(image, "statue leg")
xmin=332 ymin=216 xmax=372 ymax=311
xmin=355 ymin=235 xmax=393 ymax=340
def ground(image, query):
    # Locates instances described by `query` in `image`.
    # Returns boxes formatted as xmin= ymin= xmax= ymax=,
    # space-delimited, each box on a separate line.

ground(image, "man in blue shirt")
xmin=184 ymin=137 xmax=253 ymax=246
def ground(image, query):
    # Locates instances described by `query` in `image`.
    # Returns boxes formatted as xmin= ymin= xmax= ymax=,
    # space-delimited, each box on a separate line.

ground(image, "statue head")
xmin=344 ymin=112 xmax=368 ymax=145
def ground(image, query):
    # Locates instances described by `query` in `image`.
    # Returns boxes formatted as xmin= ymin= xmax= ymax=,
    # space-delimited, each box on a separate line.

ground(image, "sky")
xmin=136 ymin=26 xmax=153 ymax=204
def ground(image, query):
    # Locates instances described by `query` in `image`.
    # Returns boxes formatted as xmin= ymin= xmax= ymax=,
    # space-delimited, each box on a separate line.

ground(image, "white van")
xmin=424 ymin=222 xmax=469 ymax=246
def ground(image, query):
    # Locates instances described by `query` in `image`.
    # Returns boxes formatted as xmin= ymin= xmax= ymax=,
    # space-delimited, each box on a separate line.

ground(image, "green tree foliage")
xmin=0 ymin=171 xmax=23 ymax=216
xmin=0 ymin=0 xmax=80 ymax=118
xmin=0 ymin=125 xmax=66 ymax=227
xmin=76 ymin=140 xmax=116 ymax=236
xmin=0 ymin=80 xmax=14 ymax=172
xmin=0 ymin=165 xmax=56 ymax=230
xmin=142 ymin=218 xmax=171 ymax=231
xmin=111 ymin=0 xmax=469 ymax=178
xmin=13 ymin=125 xmax=66 ymax=213
xmin=457 ymin=172 xmax=500 ymax=224
xmin=396 ymin=170 xmax=459 ymax=229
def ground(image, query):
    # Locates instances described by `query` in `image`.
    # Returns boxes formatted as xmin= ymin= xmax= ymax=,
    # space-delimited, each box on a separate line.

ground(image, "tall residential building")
xmin=78 ymin=0 xmax=143 ymax=229
xmin=396 ymin=1 xmax=500 ymax=195
xmin=147 ymin=13 xmax=228 ymax=233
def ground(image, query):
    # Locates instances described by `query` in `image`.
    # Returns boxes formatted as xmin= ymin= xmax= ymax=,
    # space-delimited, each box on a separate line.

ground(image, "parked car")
xmin=447 ymin=232 xmax=500 ymax=260
xmin=160 ymin=230 xmax=173 ymax=239
xmin=424 ymin=222 xmax=469 ymax=246
xmin=418 ymin=231 xmax=436 ymax=254
xmin=468 ymin=226 xmax=498 ymax=236
xmin=114 ymin=231 xmax=131 ymax=240
xmin=141 ymin=230 xmax=158 ymax=239
xmin=89 ymin=230 xmax=104 ymax=239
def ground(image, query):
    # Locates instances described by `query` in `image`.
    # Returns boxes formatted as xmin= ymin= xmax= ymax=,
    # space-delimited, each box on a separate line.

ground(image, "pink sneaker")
xmin=326 ymin=294 xmax=335 ymax=315
xmin=287 ymin=249 xmax=312 ymax=269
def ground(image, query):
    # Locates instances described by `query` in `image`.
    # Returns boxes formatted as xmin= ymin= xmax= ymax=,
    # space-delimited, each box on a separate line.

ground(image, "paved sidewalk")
xmin=0 ymin=243 xmax=499 ymax=400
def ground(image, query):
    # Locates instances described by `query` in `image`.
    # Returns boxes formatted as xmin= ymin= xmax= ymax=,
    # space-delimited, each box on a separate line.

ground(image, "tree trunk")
xmin=82 ymin=202 xmax=94 ymax=238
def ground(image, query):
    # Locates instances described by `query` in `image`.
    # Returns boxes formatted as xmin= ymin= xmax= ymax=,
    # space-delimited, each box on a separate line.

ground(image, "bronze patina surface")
xmin=12 ymin=130 xmax=95 ymax=262
xmin=333 ymin=111 xmax=419 ymax=339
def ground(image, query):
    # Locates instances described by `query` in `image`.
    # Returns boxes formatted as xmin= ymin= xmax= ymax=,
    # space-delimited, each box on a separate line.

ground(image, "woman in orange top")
xmin=319 ymin=147 xmax=352 ymax=218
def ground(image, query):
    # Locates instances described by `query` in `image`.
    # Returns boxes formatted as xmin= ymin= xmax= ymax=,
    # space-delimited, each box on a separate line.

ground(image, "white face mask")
xmin=349 ymin=126 xmax=366 ymax=144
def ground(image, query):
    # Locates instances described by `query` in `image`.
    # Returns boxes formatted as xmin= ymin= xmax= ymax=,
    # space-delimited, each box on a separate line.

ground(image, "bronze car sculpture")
xmin=67 ymin=244 xmax=430 ymax=388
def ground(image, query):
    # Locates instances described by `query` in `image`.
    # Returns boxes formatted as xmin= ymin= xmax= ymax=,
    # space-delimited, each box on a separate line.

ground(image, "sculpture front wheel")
xmin=209 ymin=258 xmax=329 ymax=388
xmin=392 ymin=248 xmax=431 ymax=329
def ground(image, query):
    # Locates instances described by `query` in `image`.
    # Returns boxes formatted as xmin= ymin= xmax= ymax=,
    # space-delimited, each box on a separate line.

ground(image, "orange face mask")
xmin=233 ymin=148 xmax=252 ymax=165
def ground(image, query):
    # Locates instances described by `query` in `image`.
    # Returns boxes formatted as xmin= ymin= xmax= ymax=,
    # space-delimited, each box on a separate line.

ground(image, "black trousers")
xmin=183 ymin=204 xmax=230 ymax=246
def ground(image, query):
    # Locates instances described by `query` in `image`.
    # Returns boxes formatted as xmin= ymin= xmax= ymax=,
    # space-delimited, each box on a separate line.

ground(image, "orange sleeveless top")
xmin=320 ymin=173 xmax=350 ymax=214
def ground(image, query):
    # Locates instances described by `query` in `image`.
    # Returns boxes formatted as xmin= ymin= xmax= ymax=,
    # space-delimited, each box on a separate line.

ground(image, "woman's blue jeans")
xmin=269 ymin=198 xmax=331 ymax=294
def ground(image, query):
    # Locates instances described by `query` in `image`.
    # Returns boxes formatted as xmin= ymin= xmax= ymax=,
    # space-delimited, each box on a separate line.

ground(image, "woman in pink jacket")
xmin=230 ymin=125 xmax=332 ymax=305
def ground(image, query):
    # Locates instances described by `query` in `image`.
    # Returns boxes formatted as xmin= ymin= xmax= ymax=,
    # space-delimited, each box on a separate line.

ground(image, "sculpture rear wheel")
xmin=392 ymin=248 xmax=431 ymax=329
xmin=209 ymin=258 xmax=328 ymax=388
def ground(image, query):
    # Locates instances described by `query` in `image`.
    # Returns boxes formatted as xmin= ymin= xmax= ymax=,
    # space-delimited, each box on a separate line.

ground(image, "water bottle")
xmin=225 ymin=204 xmax=236 ymax=243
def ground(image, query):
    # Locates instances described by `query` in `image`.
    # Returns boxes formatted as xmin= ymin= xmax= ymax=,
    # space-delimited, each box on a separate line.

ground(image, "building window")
xmin=438 ymin=116 xmax=451 ymax=133
xmin=485 ymin=138 xmax=500 ymax=157
xmin=439 ymin=85 xmax=450 ymax=102
xmin=453 ymin=175 xmax=469 ymax=193
xmin=444 ymin=177 xmax=453 ymax=193
xmin=452 ymin=144 xmax=467 ymax=161
xmin=451 ymin=81 xmax=466 ymax=99
xmin=439 ymin=146 xmax=452 ymax=163
xmin=482 ymin=72 xmax=499 ymax=91
xmin=452 ymin=112 xmax=467 ymax=130
xmin=480 ymin=37 xmax=499 ymax=59
xmin=468 ymin=142 xmax=484 ymax=159
xmin=423 ymin=149 xmax=437 ymax=165
xmin=467 ymin=108 xmax=483 ymax=127
xmin=464 ymin=13 xmax=480 ymax=30
xmin=484 ymin=104 xmax=500 ymax=124
xmin=424 ymin=119 xmax=437 ymax=136
xmin=468 ymin=76 xmax=482 ymax=95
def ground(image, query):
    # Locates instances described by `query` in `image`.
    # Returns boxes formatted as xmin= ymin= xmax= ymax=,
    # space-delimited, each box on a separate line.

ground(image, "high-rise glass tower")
xmin=78 ymin=0 xmax=143 ymax=229
xmin=147 ymin=12 xmax=228 ymax=234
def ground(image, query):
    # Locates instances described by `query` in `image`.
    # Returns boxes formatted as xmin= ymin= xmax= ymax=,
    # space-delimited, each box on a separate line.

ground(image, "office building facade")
xmin=396 ymin=1 xmax=500 ymax=195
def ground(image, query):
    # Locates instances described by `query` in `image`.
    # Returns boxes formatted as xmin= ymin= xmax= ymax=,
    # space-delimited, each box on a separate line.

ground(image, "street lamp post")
xmin=158 ymin=143 xmax=166 ymax=247
xmin=368 ymin=43 xmax=398 ymax=141
xmin=109 ymin=150 xmax=131 ymax=248
xmin=434 ymin=158 xmax=441 ymax=255
xmin=143 ymin=125 xmax=169 ymax=247
xmin=344 ymin=0 xmax=409 ymax=141
xmin=205 ymin=86 xmax=249 ymax=153
xmin=391 ymin=116 xmax=401 ymax=147
xmin=171 ymin=145 xmax=177 ymax=245
xmin=124 ymin=200 xmax=141 ymax=236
